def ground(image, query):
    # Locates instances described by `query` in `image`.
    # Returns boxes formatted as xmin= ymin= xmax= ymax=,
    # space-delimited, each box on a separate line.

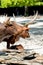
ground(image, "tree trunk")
xmin=24 ymin=6 xmax=28 ymax=16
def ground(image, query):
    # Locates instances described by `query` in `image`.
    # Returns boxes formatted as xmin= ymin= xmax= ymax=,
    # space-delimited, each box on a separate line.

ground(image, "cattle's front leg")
xmin=7 ymin=41 xmax=10 ymax=49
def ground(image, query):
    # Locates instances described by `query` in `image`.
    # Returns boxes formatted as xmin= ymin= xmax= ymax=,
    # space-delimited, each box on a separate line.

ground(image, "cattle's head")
xmin=20 ymin=26 xmax=30 ymax=38
xmin=19 ymin=11 xmax=38 ymax=38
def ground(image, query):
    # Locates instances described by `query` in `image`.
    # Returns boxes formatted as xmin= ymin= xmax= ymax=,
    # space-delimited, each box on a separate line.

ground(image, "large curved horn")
xmin=13 ymin=13 xmax=16 ymax=21
xmin=25 ymin=11 xmax=38 ymax=27
xmin=5 ymin=14 xmax=8 ymax=17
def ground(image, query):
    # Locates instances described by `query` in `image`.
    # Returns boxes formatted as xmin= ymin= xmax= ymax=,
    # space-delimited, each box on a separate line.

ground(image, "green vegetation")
xmin=0 ymin=0 xmax=43 ymax=8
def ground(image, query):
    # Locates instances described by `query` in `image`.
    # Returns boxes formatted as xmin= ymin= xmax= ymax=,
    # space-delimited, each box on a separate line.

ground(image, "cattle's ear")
xmin=6 ymin=17 xmax=10 ymax=23
xmin=4 ymin=17 xmax=10 ymax=24
xmin=4 ymin=17 xmax=13 ymax=26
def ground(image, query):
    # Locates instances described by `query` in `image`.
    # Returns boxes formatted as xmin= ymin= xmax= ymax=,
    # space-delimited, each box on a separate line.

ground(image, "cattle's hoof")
xmin=10 ymin=44 xmax=24 ymax=51
xmin=16 ymin=44 xmax=24 ymax=51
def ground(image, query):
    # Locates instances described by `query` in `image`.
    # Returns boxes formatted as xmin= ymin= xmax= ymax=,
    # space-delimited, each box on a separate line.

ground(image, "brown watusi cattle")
xmin=0 ymin=11 xmax=38 ymax=49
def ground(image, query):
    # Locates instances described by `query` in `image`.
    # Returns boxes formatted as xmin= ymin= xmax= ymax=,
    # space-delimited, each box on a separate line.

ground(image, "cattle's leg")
xmin=7 ymin=41 xmax=10 ymax=49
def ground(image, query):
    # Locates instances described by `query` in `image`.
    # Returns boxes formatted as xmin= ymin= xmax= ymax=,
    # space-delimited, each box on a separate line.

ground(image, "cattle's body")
xmin=3 ymin=21 xmax=29 ymax=48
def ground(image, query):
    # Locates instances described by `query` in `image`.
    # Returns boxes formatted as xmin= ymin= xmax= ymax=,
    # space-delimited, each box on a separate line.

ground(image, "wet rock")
xmin=23 ymin=53 xmax=36 ymax=60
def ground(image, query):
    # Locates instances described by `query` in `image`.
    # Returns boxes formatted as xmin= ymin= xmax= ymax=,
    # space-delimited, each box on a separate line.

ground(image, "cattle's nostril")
xmin=27 ymin=35 xmax=30 ymax=37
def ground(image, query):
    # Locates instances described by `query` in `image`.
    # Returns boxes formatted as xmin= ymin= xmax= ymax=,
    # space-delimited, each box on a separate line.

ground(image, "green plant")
xmin=0 ymin=0 xmax=43 ymax=8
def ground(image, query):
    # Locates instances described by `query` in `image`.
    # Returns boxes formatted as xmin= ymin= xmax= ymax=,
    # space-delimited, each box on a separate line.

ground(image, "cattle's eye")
xmin=26 ymin=28 xmax=29 ymax=31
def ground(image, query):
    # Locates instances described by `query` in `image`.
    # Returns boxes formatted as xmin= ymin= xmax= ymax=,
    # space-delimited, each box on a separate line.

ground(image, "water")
xmin=30 ymin=28 xmax=43 ymax=35
xmin=15 ymin=19 xmax=43 ymax=55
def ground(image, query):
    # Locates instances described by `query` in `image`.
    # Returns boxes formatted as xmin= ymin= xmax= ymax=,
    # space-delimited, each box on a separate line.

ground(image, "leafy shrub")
xmin=0 ymin=0 xmax=43 ymax=8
